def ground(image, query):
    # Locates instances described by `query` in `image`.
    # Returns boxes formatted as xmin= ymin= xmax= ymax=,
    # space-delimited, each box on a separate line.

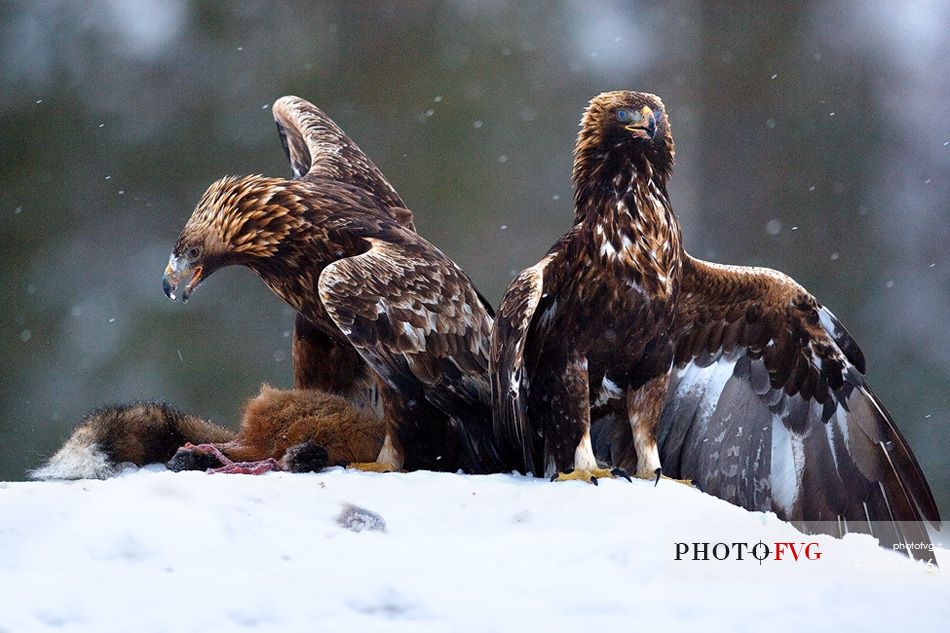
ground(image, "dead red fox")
xmin=31 ymin=385 xmax=383 ymax=479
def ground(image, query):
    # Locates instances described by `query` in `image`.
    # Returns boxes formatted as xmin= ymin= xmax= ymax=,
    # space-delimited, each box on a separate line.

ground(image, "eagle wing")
xmin=317 ymin=233 xmax=496 ymax=467
xmin=272 ymin=96 xmax=415 ymax=395
xmin=491 ymin=231 xmax=576 ymax=472
xmin=490 ymin=260 xmax=547 ymax=471
xmin=656 ymin=254 xmax=940 ymax=560
xmin=272 ymin=95 xmax=413 ymax=229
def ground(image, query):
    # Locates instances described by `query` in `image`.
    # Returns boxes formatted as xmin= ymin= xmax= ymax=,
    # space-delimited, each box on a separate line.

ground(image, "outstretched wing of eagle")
xmin=596 ymin=254 xmax=940 ymax=560
xmin=662 ymin=256 xmax=940 ymax=557
xmin=269 ymin=95 xmax=415 ymax=397
xmin=272 ymin=95 xmax=414 ymax=229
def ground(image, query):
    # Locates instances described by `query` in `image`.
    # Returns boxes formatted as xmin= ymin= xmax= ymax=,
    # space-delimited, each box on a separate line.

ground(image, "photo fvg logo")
xmin=674 ymin=541 xmax=822 ymax=564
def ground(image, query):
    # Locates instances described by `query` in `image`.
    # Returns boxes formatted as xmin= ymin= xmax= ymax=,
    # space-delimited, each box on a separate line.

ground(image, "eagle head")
xmin=573 ymin=91 xmax=675 ymax=185
xmin=163 ymin=175 xmax=303 ymax=302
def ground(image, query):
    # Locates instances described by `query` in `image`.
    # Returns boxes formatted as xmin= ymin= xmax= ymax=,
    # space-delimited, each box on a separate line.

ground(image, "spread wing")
xmin=272 ymin=96 xmax=415 ymax=394
xmin=318 ymin=234 xmax=497 ymax=469
xmin=491 ymin=231 xmax=575 ymax=473
xmin=656 ymin=255 xmax=940 ymax=561
xmin=272 ymin=95 xmax=413 ymax=229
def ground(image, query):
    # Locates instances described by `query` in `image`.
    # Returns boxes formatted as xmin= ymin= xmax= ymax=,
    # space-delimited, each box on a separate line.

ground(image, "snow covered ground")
xmin=1 ymin=468 xmax=947 ymax=632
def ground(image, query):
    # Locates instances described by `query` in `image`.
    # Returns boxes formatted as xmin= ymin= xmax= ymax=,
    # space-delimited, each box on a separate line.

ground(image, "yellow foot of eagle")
xmin=347 ymin=461 xmax=398 ymax=473
xmin=550 ymin=467 xmax=632 ymax=485
xmin=643 ymin=467 xmax=693 ymax=487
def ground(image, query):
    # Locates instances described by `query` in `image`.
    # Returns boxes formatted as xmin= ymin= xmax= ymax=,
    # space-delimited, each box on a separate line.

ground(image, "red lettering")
xmin=790 ymin=543 xmax=803 ymax=561
xmin=774 ymin=542 xmax=820 ymax=561
xmin=774 ymin=542 xmax=787 ymax=560
xmin=775 ymin=542 xmax=804 ymax=560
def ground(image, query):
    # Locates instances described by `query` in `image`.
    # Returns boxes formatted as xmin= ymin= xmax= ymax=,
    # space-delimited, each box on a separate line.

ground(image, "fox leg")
xmin=167 ymin=442 xmax=231 ymax=472
xmin=168 ymin=442 xmax=282 ymax=475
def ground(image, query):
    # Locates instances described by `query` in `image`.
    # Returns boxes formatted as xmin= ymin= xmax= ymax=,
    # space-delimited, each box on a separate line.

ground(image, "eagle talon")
xmin=347 ymin=461 xmax=397 ymax=473
xmin=551 ymin=467 xmax=623 ymax=484
xmin=611 ymin=467 xmax=633 ymax=482
xmin=662 ymin=476 xmax=695 ymax=486
xmin=643 ymin=467 xmax=694 ymax=487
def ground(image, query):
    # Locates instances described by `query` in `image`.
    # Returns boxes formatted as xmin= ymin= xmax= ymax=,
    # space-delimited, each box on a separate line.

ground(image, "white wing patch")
xmin=770 ymin=410 xmax=805 ymax=515
xmin=673 ymin=356 xmax=736 ymax=431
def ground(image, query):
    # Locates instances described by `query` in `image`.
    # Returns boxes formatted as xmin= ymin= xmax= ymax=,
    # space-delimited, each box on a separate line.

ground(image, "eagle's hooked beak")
xmin=162 ymin=255 xmax=203 ymax=303
xmin=625 ymin=105 xmax=658 ymax=141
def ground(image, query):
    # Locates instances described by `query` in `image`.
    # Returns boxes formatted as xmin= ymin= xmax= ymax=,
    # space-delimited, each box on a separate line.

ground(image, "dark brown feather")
xmin=270 ymin=96 xmax=417 ymax=400
xmin=654 ymin=254 xmax=941 ymax=561
xmin=272 ymin=95 xmax=412 ymax=228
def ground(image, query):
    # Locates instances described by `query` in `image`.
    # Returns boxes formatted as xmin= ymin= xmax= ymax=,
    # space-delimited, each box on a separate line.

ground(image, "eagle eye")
xmin=617 ymin=108 xmax=642 ymax=124
xmin=184 ymin=246 xmax=202 ymax=261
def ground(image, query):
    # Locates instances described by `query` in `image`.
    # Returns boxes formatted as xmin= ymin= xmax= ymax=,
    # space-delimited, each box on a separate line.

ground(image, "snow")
xmin=0 ymin=468 xmax=947 ymax=632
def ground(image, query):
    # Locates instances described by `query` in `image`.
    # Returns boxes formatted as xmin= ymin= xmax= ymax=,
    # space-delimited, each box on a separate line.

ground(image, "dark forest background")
xmin=1 ymin=1 xmax=947 ymax=515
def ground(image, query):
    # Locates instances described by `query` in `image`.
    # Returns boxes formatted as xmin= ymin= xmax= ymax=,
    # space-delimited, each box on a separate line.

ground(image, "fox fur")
xmin=31 ymin=385 xmax=383 ymax=480
xmin=168 ymin=385 xmax=383 ymax=473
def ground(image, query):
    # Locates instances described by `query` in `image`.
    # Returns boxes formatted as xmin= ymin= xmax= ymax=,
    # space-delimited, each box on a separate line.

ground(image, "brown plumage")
xmin=273 ymin=96 xmax=415 ymax=402
xmin=274 ymin=96 xmax=414 ymax=398
xmin=643 ymin=256 xmax=941 ymax=562
xmin=168 ymin=385 xmax=383 ymax=473
xmin=492 ymin=91 xmax=680 ymax=482
xmin=162 ymin=102 xmax=500 ymax=474
xmin=272 ymin=95 xmax=412 ymax=224
xmin=493 ymin=89 xmax=939 ymax=561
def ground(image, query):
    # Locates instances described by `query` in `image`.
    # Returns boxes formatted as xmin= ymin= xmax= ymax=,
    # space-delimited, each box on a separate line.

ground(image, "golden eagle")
xmin=493 ymin=92 xmax=681 ymax=483
xmin=162 ymin=98 xmax=500 ymax=474
xmin=492 ymin=91 xmax=940 ymax=560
